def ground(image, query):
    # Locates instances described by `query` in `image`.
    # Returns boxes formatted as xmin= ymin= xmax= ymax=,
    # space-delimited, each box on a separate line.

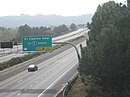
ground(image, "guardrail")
xmin=62 ymin=72 xmax=78 ymax=97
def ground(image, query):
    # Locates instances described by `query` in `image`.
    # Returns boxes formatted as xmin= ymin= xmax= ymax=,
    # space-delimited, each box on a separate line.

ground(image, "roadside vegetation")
xmin=0 ymin=23 xmax=77 ymax=42
xmin=0 ymin=44 xmax=63 ymax=71
xmin=0 ymin=27 xmax=17 ymax=42
xmin=0 ymin=52 xmax=42 ymax=70
xmin=78 ymin=0 xmax=130 ymax=97
xmin=67 ymin=76 xmax=86 ymax=97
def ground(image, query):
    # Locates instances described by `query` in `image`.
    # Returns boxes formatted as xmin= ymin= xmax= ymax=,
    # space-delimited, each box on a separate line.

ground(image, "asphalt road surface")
xmin=0 ymin=37 xmax=86 ymax=97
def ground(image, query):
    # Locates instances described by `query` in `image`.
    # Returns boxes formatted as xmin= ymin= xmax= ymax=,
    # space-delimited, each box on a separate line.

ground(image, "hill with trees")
xmin=79 ymin=0 xmax=130 ymax=97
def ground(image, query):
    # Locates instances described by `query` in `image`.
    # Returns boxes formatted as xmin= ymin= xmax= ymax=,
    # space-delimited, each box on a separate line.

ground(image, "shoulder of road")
xmin=55 ymin=75 xmax=86 ymax=97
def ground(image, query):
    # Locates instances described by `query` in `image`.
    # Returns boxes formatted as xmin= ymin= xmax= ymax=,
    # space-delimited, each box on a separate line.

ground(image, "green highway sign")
xmin=22 ymin=35 xmax=52 ymax=52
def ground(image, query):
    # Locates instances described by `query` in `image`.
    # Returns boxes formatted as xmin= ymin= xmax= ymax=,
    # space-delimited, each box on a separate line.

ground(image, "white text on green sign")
xmin=22 ymin=35 xmax=52 ymax=52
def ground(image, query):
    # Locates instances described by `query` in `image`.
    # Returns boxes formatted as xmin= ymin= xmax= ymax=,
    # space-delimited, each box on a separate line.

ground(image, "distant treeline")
xmin=0 ymin=23 xmax=77 ymax=42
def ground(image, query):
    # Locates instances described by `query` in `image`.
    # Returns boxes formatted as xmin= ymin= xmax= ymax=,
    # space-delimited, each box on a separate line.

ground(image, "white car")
xmin=28 ymin=64 xmax=38 ymax=72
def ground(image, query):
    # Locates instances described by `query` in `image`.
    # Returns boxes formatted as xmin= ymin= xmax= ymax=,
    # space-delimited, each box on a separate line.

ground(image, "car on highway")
xmin=28 ymin=64 xmax=38 ymax=72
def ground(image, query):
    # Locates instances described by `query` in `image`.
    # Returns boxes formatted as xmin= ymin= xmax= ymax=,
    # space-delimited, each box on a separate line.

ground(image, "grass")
xmin=67 ymin=76 xmax=86 ymax=97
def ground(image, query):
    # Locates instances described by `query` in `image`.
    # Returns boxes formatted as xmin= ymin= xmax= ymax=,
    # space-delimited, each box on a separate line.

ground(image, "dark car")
xmin=28 ymin=64 xmax=38 ymax=72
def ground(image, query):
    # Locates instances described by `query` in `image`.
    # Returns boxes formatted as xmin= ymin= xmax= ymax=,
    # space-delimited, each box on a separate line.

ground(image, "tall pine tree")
xmin=79 ymin=1 xmax=130 ymax=97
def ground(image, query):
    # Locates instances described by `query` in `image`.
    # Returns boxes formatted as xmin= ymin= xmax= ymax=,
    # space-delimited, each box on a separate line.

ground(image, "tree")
xmin=87 ymin=22 xmax=90 ymax=29
xmin=79 ymin=1 xmax=130 ymax=97
xmin=0 ymin=27 xmax=17 ymax=42
xmin=70 ymin=23 xmax=77 ymax=31
xmin=128 ymin=0 xmax=130 ymax=7
xmin=18 ymin=24 xmax=32 ymax=36
xmin=53 ymin=24 xmax=69 ymax=35
xmin=17 ymin=24 xmax=53 ymax=42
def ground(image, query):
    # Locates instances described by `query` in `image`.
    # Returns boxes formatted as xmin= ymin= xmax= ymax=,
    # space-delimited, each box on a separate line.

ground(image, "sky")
xmin=0 ymin=0 xmax=126 ymax=16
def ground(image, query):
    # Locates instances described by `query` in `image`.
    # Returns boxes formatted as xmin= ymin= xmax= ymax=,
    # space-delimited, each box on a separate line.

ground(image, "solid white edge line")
xmin=54 ymin=72 xmax=78 ymax=97
xmin=37 ymin=62 xmax=78 ymax=97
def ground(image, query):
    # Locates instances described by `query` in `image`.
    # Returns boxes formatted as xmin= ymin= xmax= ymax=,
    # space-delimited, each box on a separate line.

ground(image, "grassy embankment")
xmin=56 ymin=76 xmax=86 ymax=97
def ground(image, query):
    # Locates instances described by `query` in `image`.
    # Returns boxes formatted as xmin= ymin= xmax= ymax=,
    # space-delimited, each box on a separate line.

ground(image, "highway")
xmin=0 ymin=28 xmax=88 ymax=63
xmin=0 ymin=38 xmax=86 ymax=97
xmin=0 ymin=28 xmax=86 ymax=54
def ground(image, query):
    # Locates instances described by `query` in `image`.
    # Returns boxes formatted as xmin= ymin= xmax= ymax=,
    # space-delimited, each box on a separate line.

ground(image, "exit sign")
xmin=22 ymin=35 xmax=52 ymax=52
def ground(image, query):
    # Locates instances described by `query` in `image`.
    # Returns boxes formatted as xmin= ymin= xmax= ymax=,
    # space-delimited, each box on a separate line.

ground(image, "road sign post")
xmin=22 ymin=35 xmax=52 ymax=52
xmin=53 ymin=42 xmax=80 ymax=61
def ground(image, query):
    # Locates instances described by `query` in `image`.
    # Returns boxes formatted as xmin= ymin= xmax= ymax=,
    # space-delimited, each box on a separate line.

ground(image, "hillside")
xmin=0 ymin=14 xmax=92 ymax=28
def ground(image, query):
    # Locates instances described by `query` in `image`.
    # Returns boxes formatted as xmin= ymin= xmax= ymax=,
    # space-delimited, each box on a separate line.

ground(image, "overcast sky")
xmin=0 ymin=0 xmax=126 ymax=16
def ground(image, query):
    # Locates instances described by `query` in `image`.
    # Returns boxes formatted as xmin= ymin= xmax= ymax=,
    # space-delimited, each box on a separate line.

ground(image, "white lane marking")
xmin=41 ymin=78 xmax=43 ymax=80
xmin=54 ymin=72 xmax=78 ymax=97
xmin=45 ymin=75 xmax=47 ymax=76
xmin=17 ymin=79 xmax=23 ymax=83
xmin=17 ymin=93 xmax=21 ymax=96
xmin=30 ymin=85 xmax=33 ymax=87
xmin=36 ymin=81 xmax=38 ymax=83
xmin=37 ymin=63 xmax=77 ymax=97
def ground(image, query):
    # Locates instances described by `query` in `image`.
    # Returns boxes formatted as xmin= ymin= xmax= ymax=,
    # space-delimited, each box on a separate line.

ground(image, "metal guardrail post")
xmin=62 ymin=85 xmax=68 ymax=97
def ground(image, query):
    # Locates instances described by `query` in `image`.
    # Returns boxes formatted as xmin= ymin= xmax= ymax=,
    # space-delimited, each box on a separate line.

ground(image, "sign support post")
xmin=53 ymin=42 xmax=80 ymax=61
